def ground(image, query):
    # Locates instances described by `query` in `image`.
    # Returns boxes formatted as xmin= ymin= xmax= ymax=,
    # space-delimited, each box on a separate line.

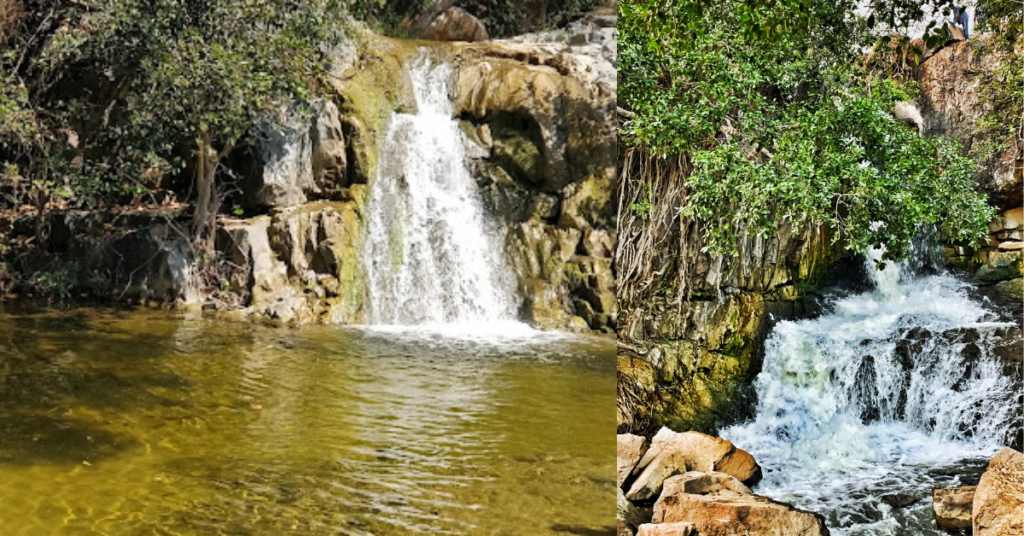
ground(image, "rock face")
xmin=913 ymin=37 xmax=1024 ymax=290
xmin=241 ymin=99 xmax=350 ymax=210
xmin=618 ymin=216 xmax=848 ymax=433
xmin=933 ymin=486 xmax=975 ymax=531
xmin=440 ymin=15 xmax=617 ymax=332
xmin=618 ymin=434 xmax=649 ymax=487
xmin=420 ymin=7 xmax=488 ymax=42
xmin=2 ymin=209 xmax=197 ymax=303
xmin=217 ymin=191 xmax=367 ymax=324
xmin=973 ymin=447 xmax=1024 ymax=536
xmin=912 ymin=37 xmax=1021 ymax=211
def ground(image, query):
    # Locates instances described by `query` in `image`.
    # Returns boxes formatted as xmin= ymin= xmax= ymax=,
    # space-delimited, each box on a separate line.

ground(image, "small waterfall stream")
xmin=724 ymin=241 xmax=1022 ymax=535
xmin=363 ymin=51 xmax=520 ymax=327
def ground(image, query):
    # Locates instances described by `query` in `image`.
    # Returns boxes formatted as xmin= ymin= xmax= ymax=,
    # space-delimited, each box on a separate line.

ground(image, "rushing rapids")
xmin=363 ymin=51 xmax=520 ymax=327
xmin=725 ymin=243 xmax=1022 ymax=535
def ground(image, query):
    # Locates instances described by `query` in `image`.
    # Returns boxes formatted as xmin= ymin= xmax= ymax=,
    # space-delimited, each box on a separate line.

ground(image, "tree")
xmin=69 ymin=0 xmax=346 ymax=250
xmin=618 ymin=0 xmax=995 ymax=265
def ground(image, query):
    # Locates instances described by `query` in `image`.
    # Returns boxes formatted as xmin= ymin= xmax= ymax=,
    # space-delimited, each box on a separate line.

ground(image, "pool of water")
xmin=0 ymin=306 xmax=615 ymax=535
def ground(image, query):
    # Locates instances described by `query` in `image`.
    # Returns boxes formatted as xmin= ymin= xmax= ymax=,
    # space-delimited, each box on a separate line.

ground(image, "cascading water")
xmin=363 ymin=51 xmax=520 ymax=328
xmin=724 ymin=239 xmax=1022 ymax=535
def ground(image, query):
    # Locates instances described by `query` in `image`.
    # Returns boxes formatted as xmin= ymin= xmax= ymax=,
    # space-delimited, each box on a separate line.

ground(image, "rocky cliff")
xmin=616 ymin=207 xmax=850 ymax=434
xmin=0 ymin=15 xmax=617 ymax=332
xmin=912 ymin=37 xmax=1023 ymax=296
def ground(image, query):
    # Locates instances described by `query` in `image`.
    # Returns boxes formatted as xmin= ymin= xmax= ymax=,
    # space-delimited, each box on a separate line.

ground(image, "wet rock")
xmin=618 ymin=434 xmax=649 ymax=488
xmin=419 ymin=7 xmax=488 ymax=42
xmin=882 ymin=492 xmax=921 ymax=508
xmin=977 ymin=250 xmax=1023 ymax=282
xmin=973 ymin=447 xmax=1024 ymax=536
xmin=853 ymin=356 xmax=881 ymax=423
xmin=341 ymin=116 xmax=374 ymax=186
xmin=932 ymin=486 xmax=975 ymax=531
xmin=636 ymin=522 xmax=698 ymax=536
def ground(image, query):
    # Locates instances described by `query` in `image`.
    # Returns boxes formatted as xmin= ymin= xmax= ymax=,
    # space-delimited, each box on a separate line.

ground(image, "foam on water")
xmin=363 ymin=50 xmax=523 ymax=328
xmin=724 ymin=243 xmax=1019 ymax=535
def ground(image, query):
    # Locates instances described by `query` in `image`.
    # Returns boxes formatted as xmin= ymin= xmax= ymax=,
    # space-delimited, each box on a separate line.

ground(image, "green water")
xmin=0 ymin=307 xmax=615 ymax=535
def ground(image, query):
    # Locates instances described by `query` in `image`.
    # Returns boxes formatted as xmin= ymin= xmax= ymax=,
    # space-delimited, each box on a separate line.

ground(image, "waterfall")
xmin=724 ymin=240 xmax=1021 ymax=534
xmin=363 ymin=51 xmax=520 ymax=327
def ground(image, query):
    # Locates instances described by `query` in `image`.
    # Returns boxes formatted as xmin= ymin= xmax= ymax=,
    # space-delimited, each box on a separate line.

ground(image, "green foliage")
xmin=619 ymin=0 xmax=996 ymax=262
xmin=974 ymin=0 xmax=1023 ymax=53
xmin=70 ymin=0 xmax=346 ymax=175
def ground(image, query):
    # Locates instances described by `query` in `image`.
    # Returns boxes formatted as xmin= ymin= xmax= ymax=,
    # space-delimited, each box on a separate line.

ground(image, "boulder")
xmin=420 ymin=7 xmax=488 ymax=42
xmin=977 ymin=249 xmax=1023 ymax=282
xmin=245 ymin=104 xmax=315 ymax=209
xmin=933 ymin=486 xmax=975 ymax=531
xmin=626 ymin=449 xmax=686 ymax=502
xmin=973 ymin=447 xmax=1024 ymax=536
xmin=637 ymin=523 xmax=698 ymax=536
xmin=652 ymin=481 xmax=829 ymax=536
xmin=618 ymin=434 xmax=649 ymax=488
xmin=633 ymin=427 xmax=762 ymax=485
xmin=661 ymin=471 xmax=752 ymax=496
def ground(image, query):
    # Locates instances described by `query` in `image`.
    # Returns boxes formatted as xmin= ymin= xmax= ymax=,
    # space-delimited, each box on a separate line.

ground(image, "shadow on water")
xmin=551 ymin=525 xmax=617 ymax=536
xmin=0 ymin=307 xmax=196 ymax=466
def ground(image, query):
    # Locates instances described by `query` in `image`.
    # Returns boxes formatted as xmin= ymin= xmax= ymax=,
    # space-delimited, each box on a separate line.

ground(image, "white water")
xmin=363 ymin=51 xmax=522 ymax=329
xmin=724 ymin=244 xmax=1020 ymax=535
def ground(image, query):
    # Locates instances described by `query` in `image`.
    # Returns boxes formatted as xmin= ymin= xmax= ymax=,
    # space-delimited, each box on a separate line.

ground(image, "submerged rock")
xmin=932 ymin=486 xmax=975 ymax=531
xmin=973 ymin=447 xmax=1024 ymax=536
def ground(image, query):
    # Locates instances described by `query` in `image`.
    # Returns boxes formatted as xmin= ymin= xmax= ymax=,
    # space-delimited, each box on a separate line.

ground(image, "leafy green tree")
xmin=68 ymin=0 xmax=346 ymax=248
xmin=619 ymin=0 xmax=995 ymax=264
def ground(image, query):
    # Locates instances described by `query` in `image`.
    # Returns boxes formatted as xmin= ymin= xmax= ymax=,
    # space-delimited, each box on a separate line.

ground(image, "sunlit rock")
xmin=973 ymin=447 xmax=1024 ymax=536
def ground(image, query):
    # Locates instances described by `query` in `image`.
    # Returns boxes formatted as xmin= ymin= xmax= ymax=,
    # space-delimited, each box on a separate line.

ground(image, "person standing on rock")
xmin=954 ymin=5 xmax=970 ymax=40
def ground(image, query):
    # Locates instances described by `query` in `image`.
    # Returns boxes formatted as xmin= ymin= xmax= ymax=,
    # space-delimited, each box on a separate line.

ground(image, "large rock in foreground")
xmin=932 ymin=486 xmax=975 ymax=531
xmin=637 ymin=523 xmax=698 ymax=536
xmin=973 ymin=447 xmax=1024 ymax=536
xmin=633 ymin=428 xmax=761 ymax=484
xmin=652 ymin=474 xmax=829 ymax=536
